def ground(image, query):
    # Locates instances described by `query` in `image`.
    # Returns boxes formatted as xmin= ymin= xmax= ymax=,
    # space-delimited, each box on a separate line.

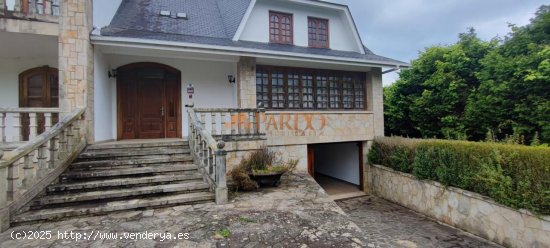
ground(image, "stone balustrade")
xmin=0 ymin=108 xmax=60 ymax=143
xmin=0 ymin=0 xmax=60 ymax=20
xmin=194 ymin=107 xmax=266 ymax=138
xmin=188 ymin=106 xmax=228 ymax=204
xmin=0 ymin=108 xmax=85 ymax=231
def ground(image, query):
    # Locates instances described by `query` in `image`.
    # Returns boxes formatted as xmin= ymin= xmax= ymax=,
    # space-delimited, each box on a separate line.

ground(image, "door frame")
xmin=116 ymin=62 xmax=182 ymax=140
xmin=308 ymin=142 xmax=364 ymax=188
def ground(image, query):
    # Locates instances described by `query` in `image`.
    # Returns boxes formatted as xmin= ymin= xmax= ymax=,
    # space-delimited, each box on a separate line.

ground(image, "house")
xmin=0 ymin=0 xmax=407 ymax=230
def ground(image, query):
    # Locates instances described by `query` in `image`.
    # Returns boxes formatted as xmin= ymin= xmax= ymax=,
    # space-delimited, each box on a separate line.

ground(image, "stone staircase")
xmin=11 ymin=140 xmax=214 ymax=225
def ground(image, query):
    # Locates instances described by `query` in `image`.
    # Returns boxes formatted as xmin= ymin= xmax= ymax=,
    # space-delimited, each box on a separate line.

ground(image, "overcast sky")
xmin=326 ymin=0 xmax=547 ymax=85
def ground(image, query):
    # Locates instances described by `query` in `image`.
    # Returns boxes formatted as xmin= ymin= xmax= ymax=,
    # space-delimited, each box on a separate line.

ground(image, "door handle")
xmin=160 ymin=106 xmax=165 ymax=116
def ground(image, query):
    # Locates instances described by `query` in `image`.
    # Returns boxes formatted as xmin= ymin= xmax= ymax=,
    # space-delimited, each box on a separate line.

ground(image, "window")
xmin=269 ymin=11 xmax=293 ymax=44
xmin=308 ymin=17 xmax=329 ymax=48
xmin=256 ymin=66 xmax=366 ymax=110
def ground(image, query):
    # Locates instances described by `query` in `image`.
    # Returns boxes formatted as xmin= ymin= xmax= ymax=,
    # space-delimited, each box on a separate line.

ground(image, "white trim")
xmin=91 ymin=36 xmax=409 ymax=68
xmin=232 ymin=0 xmax=257 ymax=41
xmin=233 ymin=0 xmax=366 ymax=54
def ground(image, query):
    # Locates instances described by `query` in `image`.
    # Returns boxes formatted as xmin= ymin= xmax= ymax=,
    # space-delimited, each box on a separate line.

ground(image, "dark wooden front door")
xmin=117 ymin=63 xmax=181 ymax=140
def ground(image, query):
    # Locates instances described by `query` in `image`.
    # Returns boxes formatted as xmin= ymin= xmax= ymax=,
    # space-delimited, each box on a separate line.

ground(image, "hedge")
xmin=368 ymin=137 xmax=550 ymax=215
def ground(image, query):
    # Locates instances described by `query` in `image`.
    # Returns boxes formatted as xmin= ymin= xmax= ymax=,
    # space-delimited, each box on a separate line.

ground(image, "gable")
xmin=236 ymin=0 xmax=365 ymax=53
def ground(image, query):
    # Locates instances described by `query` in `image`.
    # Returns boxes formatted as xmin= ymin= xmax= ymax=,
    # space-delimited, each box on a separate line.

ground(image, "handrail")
xmin=187 ymin=106 xmax=228 ymax=204
xmin=0 ymin=108 xmax=60 ymax=114
xmin=0 ymin=107 xmax=86 ymax=231
xmin=0 ymin=108 xmax=83 ymax=167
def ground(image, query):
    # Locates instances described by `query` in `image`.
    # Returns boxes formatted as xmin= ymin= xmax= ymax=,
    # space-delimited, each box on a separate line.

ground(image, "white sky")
xmin=326 ymin=0 xmax=547 ymax=85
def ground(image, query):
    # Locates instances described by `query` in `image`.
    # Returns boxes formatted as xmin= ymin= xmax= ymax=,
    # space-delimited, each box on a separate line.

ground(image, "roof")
xmin=99 ymin=0 xmax=408 ymax=67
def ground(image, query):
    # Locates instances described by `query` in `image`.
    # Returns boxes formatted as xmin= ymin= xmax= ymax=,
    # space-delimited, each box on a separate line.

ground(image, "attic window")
xmin=160 ymin=10 xmax=171 ymax=16
xmin=308 ymin=17 xmax=329 ymax=48
xmin=269 ymin=11 xmax=293 ymax=45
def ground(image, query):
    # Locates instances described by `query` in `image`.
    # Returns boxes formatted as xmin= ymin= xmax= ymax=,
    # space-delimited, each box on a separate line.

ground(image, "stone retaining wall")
xmin=368 ymin=164 xmax=550 ymax=248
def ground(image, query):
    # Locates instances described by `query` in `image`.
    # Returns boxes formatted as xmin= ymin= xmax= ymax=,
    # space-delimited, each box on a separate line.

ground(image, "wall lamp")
xmin=108 ymin=69 xmax=117 ymax=78
xmin=228 ymin=75 xmax=236 ymax=84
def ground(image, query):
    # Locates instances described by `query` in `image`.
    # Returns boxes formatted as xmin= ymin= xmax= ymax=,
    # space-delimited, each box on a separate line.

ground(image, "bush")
xmin=369 ymin=137 xmax=550 ymax=215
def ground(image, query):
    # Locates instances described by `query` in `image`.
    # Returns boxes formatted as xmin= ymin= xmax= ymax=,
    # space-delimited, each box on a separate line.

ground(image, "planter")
xmin=248 ymin=171 xmax=286 ymax=187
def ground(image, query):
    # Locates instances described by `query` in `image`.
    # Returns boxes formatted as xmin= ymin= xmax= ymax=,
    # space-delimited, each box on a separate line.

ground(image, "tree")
xmin=385 ymin=5 xmax=550 ymax=144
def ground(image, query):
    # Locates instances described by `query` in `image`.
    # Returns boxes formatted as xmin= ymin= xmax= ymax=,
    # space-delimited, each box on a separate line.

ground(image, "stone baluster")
xmin=36 ymin=144 xmax=48 ymax=178
xmin=200 ymin=113 xmax=205 ymax=127
xmin=29 ymin=113 xmax=37 ymax=140
xmin=13 ymin=0 xmax=20 ymax=12
xmin=12 ymin=113 xmax=21 ymax=142
xmin=44 ymin=113 xmax=52 ymax=131
xmin=66 ymin=125 xmax=74 ymax=152
xmin=44 ymin=0 xmax=51 ymax=15
xmin=57 ymin=129 xmax=67 ymax=159
xmin=0 ymin=113 xmax=5 ymax=142
xmin=215 ymin=141 xmax=227 ymax=204
xmin=210 ymin=112 xmax=216 ymax=135
xmin=48 ymin=136 xmax=58 ymax=169
xmin=220 ymin=112 xmax=227 ymax=135
xmin=22 ymin=154 xmax=33 ymax=188
xmin=202 ymin=141 xmax=208 ymax=170
xmin=0 ymin=0 xmax=5 ymax=15
xmin=237 ymin=110 xmax=242 ymax=135
xmin=7 ymin=161 xmax=21 ymax=201
xmin=0 ymin=163 xmax=7 ymax=209
xmin=28 ymin=0 xmax=36 ymax=14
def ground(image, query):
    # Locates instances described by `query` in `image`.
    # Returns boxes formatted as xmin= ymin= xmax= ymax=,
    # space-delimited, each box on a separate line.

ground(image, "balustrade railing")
xmin=187 ymin=106 xmax=228 ymax=204
xmin=0 ymin=0 xmax=60 ymax=19
xmin=0 ymin=108 xmax=85 ymax=230
xmin=194 ymin=107 xmax=266 ymax=138
xmin=0 ymin=108 xmax=60 ymax=144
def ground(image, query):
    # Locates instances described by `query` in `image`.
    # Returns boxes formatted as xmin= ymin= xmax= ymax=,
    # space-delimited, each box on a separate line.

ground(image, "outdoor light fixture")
xmin=108 ymin=69 xmax=117 ymax=78
xmin=228 ymin=75 xmax=236 ymax=84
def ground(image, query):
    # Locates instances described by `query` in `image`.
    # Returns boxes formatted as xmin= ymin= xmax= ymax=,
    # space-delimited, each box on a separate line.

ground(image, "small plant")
xmin=215 ymin=228 xmax=231 ymax=238
xmin=230 ymin=146 xmax=298 ymax=190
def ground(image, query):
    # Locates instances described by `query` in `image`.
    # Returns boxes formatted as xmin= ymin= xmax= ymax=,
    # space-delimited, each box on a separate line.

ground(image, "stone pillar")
xmin=237 ymin=57 xmax=257 ymax=108
xmin=58 ymin=0 xmax=94 ymax=141
xmin=366 ymin=68 xmax=384 ymax=137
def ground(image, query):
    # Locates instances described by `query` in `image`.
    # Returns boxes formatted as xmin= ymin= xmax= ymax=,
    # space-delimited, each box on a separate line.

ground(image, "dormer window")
xmin=269 ymin=11 xmax=293 ymax=44
xmin=308 ymin=17 xmax=329 ymax=48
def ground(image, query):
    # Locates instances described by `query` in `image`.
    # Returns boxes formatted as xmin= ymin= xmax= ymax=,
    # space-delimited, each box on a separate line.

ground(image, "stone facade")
xmin=224 ymin=138 xmax=266 ymax=172
xmin=236 ymin=57 xmax=257 ymax=108
xmin=368 ymin=164 xmax=550 ymax=248
xmin=58 ymin=0 xmax=94 ymax=140
xmin=265 ymin=111 xmax=375 ymax=146
xmin=366 ymin=68 xmax=384 ymax=137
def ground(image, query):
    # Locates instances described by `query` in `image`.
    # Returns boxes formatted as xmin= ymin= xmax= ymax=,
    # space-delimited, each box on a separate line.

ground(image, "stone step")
xmin=61 ymin=164 xmax=198 ymax=180
xmin=48 ymin=173 xmax=205 ymax=192
xmin=78 ymin=148 xmax=190 ymax=159
xmin=71 ymin=155 xmax=194 ymax=169
xmin=32 ymin=182 xmax=211 ymax=207
xmin=12 ymin=192 xmax=214 ymax=224
xmin=87 ymin=140 xmax=188 ymax=150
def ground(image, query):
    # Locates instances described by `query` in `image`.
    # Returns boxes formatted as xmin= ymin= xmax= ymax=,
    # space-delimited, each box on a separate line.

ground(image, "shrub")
xmin=369 ymin=137 xmax=550 ymax=214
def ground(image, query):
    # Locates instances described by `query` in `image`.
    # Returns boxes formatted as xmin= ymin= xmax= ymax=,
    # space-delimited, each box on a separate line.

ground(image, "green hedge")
xmin=368 ymin=137 xmax=550 ymax=215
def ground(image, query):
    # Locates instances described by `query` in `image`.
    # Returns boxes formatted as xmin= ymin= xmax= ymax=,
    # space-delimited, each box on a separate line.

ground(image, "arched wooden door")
xmin=19 ymin=66 xmax=59 ymax=141
xmin=117 ymin=63 xmax=182 ymax=140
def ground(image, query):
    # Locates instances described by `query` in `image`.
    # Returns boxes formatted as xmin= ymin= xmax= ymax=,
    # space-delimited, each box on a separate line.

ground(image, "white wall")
xmin=93 ymin=0 xmax=122 ymax=28
xmin=0 ymin=57 xmax=57 ymax=142
xmin=240 ymin=0 xmax=361 ymax=52
xmin=93 ymin=49 xmax=115 ymax=142
xmin=314 ymin=142 xmax=360 ymax=185
xmin=93 ymin=54 xmax=238 ymax=142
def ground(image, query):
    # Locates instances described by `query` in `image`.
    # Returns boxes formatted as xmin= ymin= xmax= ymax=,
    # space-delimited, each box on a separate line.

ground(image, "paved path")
xmin=0 ymin=173 xmax=501 ymax=247
xmin=336 ymin=196 xmax=502 ymax=248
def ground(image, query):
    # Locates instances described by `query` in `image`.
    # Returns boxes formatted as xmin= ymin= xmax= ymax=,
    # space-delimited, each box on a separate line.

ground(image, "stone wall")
xmin=265 ymin=111 xmax=374 ymax=146
xmin=368 ymin=164 xmax=550 ymax=248
xmin=224 ymin=138 xmax=266 ymax=172
xmin=236 ymin=57 xmax=257 ymax=108
xmin=58 ymin=0 xmax=94 ymax=140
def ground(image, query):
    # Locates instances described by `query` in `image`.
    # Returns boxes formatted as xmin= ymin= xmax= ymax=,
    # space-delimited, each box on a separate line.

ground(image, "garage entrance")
xmin=308 ymin=142 xmax=365 ymax=200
